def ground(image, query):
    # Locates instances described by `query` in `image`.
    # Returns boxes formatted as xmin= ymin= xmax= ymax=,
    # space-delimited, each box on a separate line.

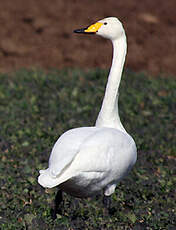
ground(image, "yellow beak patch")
xmin=84 ymin=22 xmax=103 ymax=33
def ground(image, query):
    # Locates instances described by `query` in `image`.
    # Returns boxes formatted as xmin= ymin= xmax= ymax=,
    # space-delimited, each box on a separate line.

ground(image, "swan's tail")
xmin=38 ymin=168 xmax=68 ymax=188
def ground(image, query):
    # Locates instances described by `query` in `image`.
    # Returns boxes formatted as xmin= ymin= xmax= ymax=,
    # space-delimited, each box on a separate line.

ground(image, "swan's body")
xmin=38 ymin=17 xmax=137 ymax=199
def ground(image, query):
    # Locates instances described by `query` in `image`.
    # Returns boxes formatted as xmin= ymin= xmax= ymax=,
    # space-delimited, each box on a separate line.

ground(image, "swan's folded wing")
xmin=38 ymin=127 xmax=98 ymax=188
xmin=47 ymin=127 xmax=98 ymax=177
xmin=49 ymin=148 xmax=79 ymax=177
xmin=38 ymin=148 xmax=80 ymax=188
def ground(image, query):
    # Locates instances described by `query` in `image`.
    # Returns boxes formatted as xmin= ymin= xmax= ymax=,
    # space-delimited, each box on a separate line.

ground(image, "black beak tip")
xmin=73 ymin=27 xmax=95 ymax=34
xmin=73 ymin=28 xmax=86 ymax=33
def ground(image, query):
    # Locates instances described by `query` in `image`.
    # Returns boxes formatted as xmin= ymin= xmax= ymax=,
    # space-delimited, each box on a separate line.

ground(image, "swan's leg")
xmin=103 ymin=184 xmax=116 ymax=214
xmin=51 ymin=190 xmax=63 ymax=219
xmin=103 ymin=195 xmax=112 ymax=209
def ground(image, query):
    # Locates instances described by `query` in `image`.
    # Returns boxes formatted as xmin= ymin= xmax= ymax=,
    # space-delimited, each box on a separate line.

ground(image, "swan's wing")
xmin=49 ymin=148 xmax=79 ymax=177
xmin=38 ymin=127 xmax=100 ymax=188
xmin=47 ymin=127 xmax=98 ymax=176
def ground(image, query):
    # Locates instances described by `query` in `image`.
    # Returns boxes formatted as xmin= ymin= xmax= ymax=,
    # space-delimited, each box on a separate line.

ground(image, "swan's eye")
xmin=104 ymin=22 xmax=107 ymax=25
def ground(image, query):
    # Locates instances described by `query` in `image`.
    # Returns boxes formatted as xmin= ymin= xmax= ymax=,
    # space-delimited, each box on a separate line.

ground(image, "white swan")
xmin=38 ymin=17 xmax=137 ymax=200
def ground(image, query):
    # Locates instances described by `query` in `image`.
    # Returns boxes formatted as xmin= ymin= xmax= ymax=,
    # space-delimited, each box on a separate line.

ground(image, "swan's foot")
xmin=51 ymin=190 xmax=63 ymax=220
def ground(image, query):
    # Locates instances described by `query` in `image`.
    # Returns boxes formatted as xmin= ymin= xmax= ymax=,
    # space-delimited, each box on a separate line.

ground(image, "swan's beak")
xmin=74 ymin=22 xmax=103 ymax=34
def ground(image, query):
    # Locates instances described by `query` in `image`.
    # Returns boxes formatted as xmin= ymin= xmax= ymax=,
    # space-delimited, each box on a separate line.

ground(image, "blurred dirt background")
xmin=0 ymin=0 xmax=175 ymax=76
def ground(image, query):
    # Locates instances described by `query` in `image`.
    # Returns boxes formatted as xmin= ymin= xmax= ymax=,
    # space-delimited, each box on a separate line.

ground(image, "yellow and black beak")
xmin=74 ymin=22 xmax=103 ymax=34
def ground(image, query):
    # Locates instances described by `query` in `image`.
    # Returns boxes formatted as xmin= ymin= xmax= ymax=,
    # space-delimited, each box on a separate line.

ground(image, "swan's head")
xmin=74 ymin=17 xmax=125 ymax=41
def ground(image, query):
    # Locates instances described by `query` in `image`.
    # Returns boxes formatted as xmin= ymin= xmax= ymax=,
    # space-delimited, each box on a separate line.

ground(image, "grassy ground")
xmin=0 ymin=68 xmax=175 ymax=229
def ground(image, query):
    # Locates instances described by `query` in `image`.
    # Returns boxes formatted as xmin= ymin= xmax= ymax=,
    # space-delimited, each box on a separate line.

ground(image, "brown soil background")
xmin=0 ymin=0 xmax=175 ymax=76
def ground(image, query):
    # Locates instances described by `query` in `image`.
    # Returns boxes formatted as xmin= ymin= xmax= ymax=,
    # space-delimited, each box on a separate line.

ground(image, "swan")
xmin=38 ymin=17 xmax=137 ymax=214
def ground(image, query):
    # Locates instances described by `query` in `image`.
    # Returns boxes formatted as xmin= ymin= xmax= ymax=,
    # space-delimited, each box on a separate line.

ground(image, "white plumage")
xmin=38 ymin=17 xmax=137 ymax=199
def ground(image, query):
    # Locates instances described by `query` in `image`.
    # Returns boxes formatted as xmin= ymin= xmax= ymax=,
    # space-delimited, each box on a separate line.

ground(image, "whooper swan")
xmin=38 ymin=17 xmax=137 ymax=216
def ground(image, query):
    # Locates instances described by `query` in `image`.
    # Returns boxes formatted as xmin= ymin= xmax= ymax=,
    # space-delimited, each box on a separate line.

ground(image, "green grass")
xmin=0 ymin=68 xmax=175 ymax=229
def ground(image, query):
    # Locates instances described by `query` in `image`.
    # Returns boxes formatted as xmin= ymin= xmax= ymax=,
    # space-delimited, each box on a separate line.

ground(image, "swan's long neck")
xmin=95 ymin=34 xmax=127 ymax=132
